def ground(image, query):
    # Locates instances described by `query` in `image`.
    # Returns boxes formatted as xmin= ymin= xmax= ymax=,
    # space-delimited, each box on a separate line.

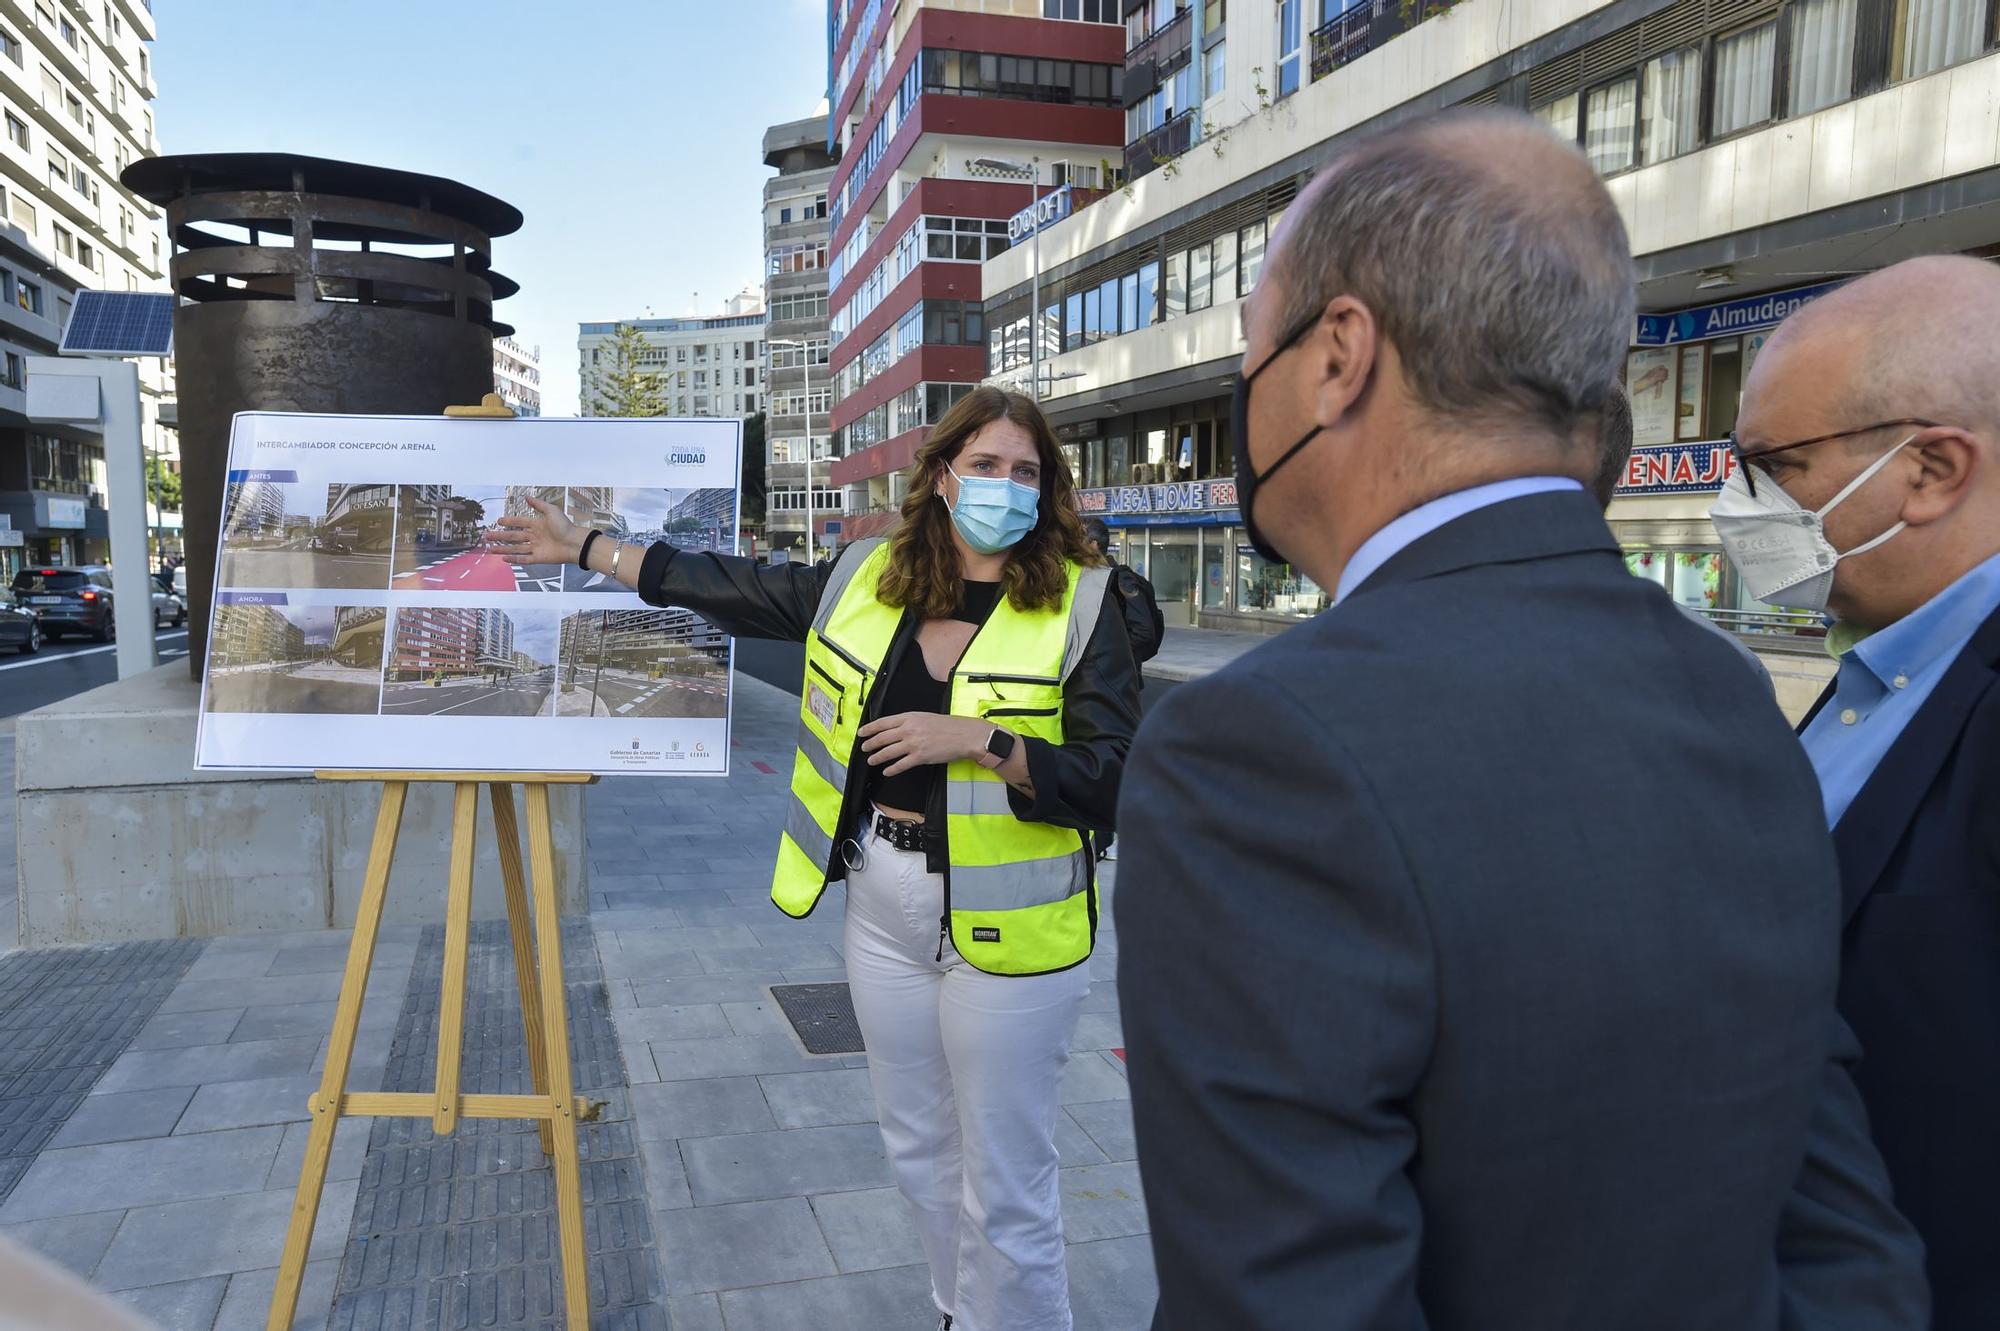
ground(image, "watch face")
xmin=986 ymin=729 xmax=1016 ymax=761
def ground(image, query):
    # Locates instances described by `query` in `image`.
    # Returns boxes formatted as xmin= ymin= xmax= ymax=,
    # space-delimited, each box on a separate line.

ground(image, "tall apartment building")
xmin=983 ymin=0 xmax=2000 ymax=630
xmin=823 ymin=0 xmax=1129 ymax=543
xmin=577 ymin=288 xmax=767 ymax=419
xmin=762 ymin=107 xmax=839 ymax=553
xmin=0 ymin=0 xmax=169 ymax=582
xmin=492 ymin=336 xmax=542 ymax=417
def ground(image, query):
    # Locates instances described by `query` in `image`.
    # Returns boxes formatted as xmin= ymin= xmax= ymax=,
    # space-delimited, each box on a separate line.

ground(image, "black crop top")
xmin=868 ymin=580 xmax=1004 ymax=816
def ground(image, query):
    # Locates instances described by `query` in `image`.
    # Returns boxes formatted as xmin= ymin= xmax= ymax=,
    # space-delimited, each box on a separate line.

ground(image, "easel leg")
xmin=432 ymin=782 xmax=479 ymax=1136
xmin=489 ymin=782 xmax=553 ymax=1155
xmin=526 ymin=782 xmax=590 ymax=1330
xmin=267 ymin=780 xmax=408 ymax=1331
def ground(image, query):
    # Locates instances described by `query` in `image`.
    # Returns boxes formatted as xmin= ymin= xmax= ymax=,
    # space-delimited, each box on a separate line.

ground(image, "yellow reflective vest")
xmin=771 ymin=537 xmax=1111 ymax=976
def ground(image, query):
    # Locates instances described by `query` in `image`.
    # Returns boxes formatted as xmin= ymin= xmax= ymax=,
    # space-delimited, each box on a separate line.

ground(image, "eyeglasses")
xmin=1728 ymin=418 xmax=1938 ymax=498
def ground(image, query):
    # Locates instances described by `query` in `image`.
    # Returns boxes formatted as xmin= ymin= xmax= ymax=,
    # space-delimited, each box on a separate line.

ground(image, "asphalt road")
xmin=380 ymin=674 xmax=554 ymax=717
xmin=219 ymin=547 xmax=394 ymax=590
xmin=566 ymin=672 xmax=728 ymax=719
xmin=0 ymin=627 xmax=191 ymax=719
xmin=393 ymin=546 xmax=563 ymax=593
xmin=205 ymin=667 xmax=382 ymax=715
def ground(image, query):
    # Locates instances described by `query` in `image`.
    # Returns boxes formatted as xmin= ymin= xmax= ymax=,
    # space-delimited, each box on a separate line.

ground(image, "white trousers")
xmin=842 ymin=816 xmax=1091 ymax=1331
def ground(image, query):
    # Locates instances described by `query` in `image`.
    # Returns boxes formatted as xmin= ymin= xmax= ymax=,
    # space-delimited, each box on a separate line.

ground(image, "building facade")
xmin=492 ymin=336 xmax=542 ymax=417
xmin=763 ymin=108 xmax=840 ymax=553
xmin=980 ymin=0 xmax=2000 ymax=631
xmin=823 ymin=0 xmax=1131 ymax=543
xmin=0 ymin=0 xmax=171 ymax=582
xmin=577 ymin=290 xmax=767 ymax=420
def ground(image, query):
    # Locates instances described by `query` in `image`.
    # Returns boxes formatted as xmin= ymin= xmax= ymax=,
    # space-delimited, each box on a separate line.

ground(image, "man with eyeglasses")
xmin=1714 ymin=254 xmax=2000 ymax=1331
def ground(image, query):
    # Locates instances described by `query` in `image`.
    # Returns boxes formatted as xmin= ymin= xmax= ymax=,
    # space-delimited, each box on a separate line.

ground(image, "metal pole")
xmin=1029 ymin=156 xmax=1041 ymax=400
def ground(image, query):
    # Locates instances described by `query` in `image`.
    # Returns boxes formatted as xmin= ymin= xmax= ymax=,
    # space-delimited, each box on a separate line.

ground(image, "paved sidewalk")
xmin=0 ymin=675 xmax=1156 ymax=1330
xmin=594 ymin=677 xmax=1153 ymax=1331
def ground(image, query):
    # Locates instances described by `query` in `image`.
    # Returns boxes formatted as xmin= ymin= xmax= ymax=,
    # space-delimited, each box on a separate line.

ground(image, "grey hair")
xmin=1590 ymin=384 xmax=1635 ymax=508
xmin=1274 ymin=108 xmax=1635 ymax=441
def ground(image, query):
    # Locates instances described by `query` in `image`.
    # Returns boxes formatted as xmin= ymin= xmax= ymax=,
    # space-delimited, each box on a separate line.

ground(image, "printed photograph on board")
xmin=555 ymin=608 xmax=730 ymax=718
xmin=218 ymin=477 xmax=397 ymax=589
xmin=563 ymin=487 xmax=735 ymax=592
xmin=392 ymin=485 xmax=567 ymax=593
xmin=380 ymin=606 xmax=559 ymax=717
xmin=204 ymin=597 xmax=386 ymax=714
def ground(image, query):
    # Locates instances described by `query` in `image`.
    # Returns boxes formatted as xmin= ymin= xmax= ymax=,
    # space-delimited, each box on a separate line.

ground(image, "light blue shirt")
xmin=1333 ymin=477 xmax=1584 ymax=604
xmin=1802 ymin=550 xmax=2000 ymax=828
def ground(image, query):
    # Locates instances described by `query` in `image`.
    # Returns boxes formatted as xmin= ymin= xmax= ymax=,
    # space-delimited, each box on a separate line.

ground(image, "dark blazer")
xmin=1806 ymin=598 xmax=2000 ymax=1330
xmin=1115 ymin=491 xmax=1929 ymax=1331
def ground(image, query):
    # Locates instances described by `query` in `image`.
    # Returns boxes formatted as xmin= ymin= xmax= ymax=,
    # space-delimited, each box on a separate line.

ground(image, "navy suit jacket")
xmin=1805 ymin=598 xmax=2000 ymax=1330
xmin=1117 ymin=491 xmax=1929 ymax=1330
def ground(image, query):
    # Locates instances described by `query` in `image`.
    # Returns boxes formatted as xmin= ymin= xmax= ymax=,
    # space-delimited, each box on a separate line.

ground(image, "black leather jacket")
xmin=636 ymin=542 xmax=1140 ymax=876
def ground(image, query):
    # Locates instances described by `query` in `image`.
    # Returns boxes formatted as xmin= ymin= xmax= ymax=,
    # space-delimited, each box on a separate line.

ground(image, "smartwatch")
xmin=982 ymin=727 xmax=1017 ymax=768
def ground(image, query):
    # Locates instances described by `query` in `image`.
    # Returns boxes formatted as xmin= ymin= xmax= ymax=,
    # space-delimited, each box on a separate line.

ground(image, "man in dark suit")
xmin=1718 ymin=255 xmax=2000 ymax=1329
xmin=1115 ymin=109 xmax=1929 ymax=1330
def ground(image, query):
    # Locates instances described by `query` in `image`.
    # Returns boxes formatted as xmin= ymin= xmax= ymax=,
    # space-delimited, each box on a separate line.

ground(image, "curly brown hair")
xmin=874 ymin=385 xmax=1103 ymax=619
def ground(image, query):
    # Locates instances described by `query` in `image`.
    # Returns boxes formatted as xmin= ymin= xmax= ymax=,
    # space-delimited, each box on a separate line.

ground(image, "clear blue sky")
xmin=154 ymin=1 xmax=828 ymax=415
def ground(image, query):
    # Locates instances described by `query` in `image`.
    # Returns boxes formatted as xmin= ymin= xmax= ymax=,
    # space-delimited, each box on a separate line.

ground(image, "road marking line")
xmin=0 ymin=630 xmax=190 ymax=673
xmin=615 ymin=702 xmax=637 ymax=714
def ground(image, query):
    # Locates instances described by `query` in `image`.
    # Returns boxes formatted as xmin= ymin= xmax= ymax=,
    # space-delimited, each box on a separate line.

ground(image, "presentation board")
xmin=194 ymin=412 xmax=741 ymax=776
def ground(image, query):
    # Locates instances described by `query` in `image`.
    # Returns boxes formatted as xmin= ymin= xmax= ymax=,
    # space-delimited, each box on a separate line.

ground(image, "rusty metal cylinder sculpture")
xmin=119 ymin=153 xmax=522 ymax=677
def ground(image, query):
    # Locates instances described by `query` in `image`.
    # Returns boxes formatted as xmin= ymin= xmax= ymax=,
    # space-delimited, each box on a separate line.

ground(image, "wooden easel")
xmin=268 ymin=395 xmax=600 ymax=1331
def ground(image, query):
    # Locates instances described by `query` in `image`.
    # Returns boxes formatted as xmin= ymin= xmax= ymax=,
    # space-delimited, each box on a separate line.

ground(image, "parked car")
xmin=9 ymin=566 xmax=115 ymax=641
xmin=172 ymin=565 xmax=186 ymax=601
xmin=0 ymin=585 xmax=40 ymax=654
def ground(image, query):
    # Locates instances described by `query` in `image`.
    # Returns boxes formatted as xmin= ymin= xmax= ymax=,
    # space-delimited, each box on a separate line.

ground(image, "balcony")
xmin=1125 ymin=7 xmax=1192 ymax=98
xmin=1309 ymin=3 xmax=1384 ymax=82
xmin=1125 ymin=108 xmax=1198 ymax=181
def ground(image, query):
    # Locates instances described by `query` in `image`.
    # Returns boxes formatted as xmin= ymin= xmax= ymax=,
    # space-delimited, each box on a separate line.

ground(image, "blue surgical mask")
xmin=942 ymin=464 xmax=1039 ymax=554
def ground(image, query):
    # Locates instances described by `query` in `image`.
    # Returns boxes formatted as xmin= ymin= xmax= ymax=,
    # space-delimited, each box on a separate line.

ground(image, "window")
xmin=1189 ymin=243 xmax=1213 ymax=312
xmin=1096 ymin=278 xmax=1119 ymax=338
xmin=1065 ymin=291 xmax=1084 ymax=352
xmin=1584 ymin=75 xmax=1637 ymax=173
xmin=1712 ymin=21 xmax=1777 ymax=136
xmin=1137 ymin=260 xmax=1160 ymax=327
xmin=1165 ymin=252 xmax=1187 ymax=319
xmin=1213 ymin=232 xmax=1238 ymax=306
xmin=0 ymin=28 xmax=18 ymax=64
xmin=919 ymin=48 xmax=1123 ymax=106
xmin=1640 ymin=47 xmax=1700 ymax=162
xmin=1533 ymin=93 xmax=1580 ymax=143
xmin=1045 ymin=0 xmax=1120 ymax=18
xmin=46 ymin=154 xmax=65 ymax=194
xmin=72 ymin=164 xmax=88 ymax=196
xmin=1207 ymin=0 xmax=1227 ymax=29
xmin=52 ymin=222 xmax=72 ymax=259
xmin=1278 ymin=0 xmax=1302 ymax=97
xmin=1207 ymin=39 xmax=1227 ymax=97
xmin=1 ymin=351 xmax=21 ymax=389
xmin=64 ymin=91 xmax=81 ymax=124
xmin=1893 ymin=0 xmax=1982 ymax=79
xmin=5 ymin=113 xmax=25 ymax=150
xmin=18 ymin=277 xmax=41 ymax=315
xmin=77 ymin=240 xmax=95 ymax=272
xmin=1790 ymin=0 xmax=1857 ymax=113
xmin=58 ymin=15 xmax=76 ymax=47
xmin=780 ymin=206 xmax=793 ymax=224
xmin=1239 ymin=220 xmax=1266 ymax=296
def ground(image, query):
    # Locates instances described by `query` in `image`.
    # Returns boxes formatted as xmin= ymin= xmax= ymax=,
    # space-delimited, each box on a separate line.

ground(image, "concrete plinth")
xmin=13 ymin=663 xmax=588 ymax=947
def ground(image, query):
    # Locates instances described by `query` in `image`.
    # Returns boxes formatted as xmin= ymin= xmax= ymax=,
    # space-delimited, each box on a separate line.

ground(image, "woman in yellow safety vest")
xmin=494 ymin=385 xmax=1140 ymax=1331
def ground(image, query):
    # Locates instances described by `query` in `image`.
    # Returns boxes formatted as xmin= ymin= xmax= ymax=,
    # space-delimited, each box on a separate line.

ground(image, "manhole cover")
xmin=769 ymin=983 xmax=864 ymax=1055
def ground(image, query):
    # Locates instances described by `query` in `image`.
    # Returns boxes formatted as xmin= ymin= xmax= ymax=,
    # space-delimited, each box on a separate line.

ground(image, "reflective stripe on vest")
xmin=769 ymin=540 xmax=1109 ymax=976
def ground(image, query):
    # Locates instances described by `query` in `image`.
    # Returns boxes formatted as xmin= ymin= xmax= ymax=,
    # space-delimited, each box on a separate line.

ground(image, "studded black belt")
xmin=871 ymin=811 xmax=932 ymax=853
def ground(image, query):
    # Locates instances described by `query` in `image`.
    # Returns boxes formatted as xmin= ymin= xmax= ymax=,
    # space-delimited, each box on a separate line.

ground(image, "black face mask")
xmin=1231 ymin=312 xmax=1326 ymax=565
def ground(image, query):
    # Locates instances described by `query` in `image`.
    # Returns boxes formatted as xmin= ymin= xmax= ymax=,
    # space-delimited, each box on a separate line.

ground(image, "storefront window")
xmin=1236 ymin=546 xmax=1327 ymax=617
xmin=1200 ymin=528 xmax=1229 ymax=609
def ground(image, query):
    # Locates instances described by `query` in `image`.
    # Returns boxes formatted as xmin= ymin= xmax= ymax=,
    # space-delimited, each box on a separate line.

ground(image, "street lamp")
xmin=968 ymin=154 xmax=1067 ymax=400
xmin=767 ymin=336 xmax=823 ymax=563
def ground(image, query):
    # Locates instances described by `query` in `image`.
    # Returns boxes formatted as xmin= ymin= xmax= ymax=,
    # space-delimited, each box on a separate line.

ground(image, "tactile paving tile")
xmin=328 ymin=918 xmax=668 ymax=1331
xmin=769 ymin=982 xmax=866 ymax=1055
xmin=0 ymin=939 xmax=204 ymax=1204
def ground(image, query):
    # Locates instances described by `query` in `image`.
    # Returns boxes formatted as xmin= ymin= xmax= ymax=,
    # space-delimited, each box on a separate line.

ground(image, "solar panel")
xmin=59 ymin=291 xmax=175 ymax=358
